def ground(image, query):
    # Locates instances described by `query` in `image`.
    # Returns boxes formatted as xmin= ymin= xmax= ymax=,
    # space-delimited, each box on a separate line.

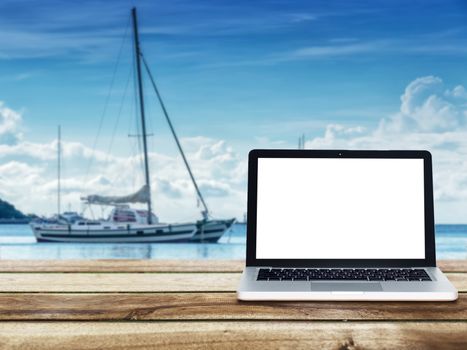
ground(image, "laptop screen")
xmin=256 ymin=157 xmax=425 ymax=259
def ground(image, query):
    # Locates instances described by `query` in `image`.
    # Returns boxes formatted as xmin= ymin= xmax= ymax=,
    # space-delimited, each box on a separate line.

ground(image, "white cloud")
xmin=198 ymin=180 xmax=231 ymax=197
xmin=446 ymin=85 xmax=467 ymax=99
xmin=0 ymin=101 xmax=23 ymax=144
xmin=262 ymin=36 xmax=467 ymax=66
xmin=288 ymin=13 xmax=317 ymax=23
xmin=0 ymin=161 xmax=44 ymax=214
xmin=306 ymin=76 xmax=467 ymax=223
xmin=293 ymin=42 xmax=377 ymax=58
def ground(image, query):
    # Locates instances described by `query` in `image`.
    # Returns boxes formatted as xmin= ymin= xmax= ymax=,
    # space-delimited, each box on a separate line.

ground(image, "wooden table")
xmin=0 ymin=260 xmax=465 ymax=349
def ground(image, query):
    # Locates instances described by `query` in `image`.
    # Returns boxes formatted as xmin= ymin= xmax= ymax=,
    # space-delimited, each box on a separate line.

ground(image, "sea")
xmin=0 ymin=223 xmax=465 ymax=260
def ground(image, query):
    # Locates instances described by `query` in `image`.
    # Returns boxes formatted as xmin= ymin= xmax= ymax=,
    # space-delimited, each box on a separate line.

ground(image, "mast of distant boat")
xmin=132 ymin=7 xmax=152 ymax=224
xmin=57 ymin=125 xmax=61 ymax=218
xmin=298 ymin=134 xmax=305 ymax=149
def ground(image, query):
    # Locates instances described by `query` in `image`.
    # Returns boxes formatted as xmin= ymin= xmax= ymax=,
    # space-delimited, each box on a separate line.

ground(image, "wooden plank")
xmin=0 ymin=293 xmax=465 ymax=321
xmin=447 ymin=273 xmax=467 ymax=291
xmin=0 ymin=259 xmax=463 ymax=272
xmin=0 ymin=272 xmax=235 ymax=292
xmin=0 ymin=260 xmax=245 ymax=272
xmin=438 ymin=260 xmax=467 ymax=272
xmin=0 ymin=322 xmax=465 ymax=350
xmin=0 ymin=272 xmax=464 ymax=292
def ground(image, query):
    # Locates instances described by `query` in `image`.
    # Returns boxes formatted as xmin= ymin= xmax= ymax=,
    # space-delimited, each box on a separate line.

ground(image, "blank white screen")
xmin=256 ymin=158 xmax=425 ymax=259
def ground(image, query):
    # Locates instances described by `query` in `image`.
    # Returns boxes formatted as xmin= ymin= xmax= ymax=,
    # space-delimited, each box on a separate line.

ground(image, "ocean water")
xmin=0 ymin=223 xmax=465 ymax=260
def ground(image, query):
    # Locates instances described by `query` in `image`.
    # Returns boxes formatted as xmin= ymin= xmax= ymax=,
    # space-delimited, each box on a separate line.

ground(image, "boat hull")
xmin=31 ymin=219 xmax=236 ymax=243
xmin=190 ymin=218 xmax=236 ymax=243
xmin=32 ymin=223 xmax=197 ymax=243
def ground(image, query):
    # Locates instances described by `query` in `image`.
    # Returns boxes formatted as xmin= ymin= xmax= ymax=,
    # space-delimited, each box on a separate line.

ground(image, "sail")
xmin=83 ymin=185 xmax=150 ymax=205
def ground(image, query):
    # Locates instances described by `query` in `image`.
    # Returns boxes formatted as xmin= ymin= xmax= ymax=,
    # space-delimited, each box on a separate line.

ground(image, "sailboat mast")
xmin=57 ymin=125 xmax=61 ymax=217
xmin=131 ymin=7 xmax=152 ymax=224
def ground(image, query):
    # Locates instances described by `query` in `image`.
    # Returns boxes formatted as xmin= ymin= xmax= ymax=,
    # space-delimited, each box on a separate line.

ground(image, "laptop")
xmin=237 ymin=149 xmax=458 ymax=301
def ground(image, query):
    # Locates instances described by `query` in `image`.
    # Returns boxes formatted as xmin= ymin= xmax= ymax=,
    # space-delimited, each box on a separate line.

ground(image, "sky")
xmin=1 ymin=0 xmax=467 ymax=222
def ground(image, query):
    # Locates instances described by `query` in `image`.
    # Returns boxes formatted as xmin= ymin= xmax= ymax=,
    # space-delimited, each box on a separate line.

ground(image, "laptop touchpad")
xmin=310 ymin=282 xmax=383 ymax=292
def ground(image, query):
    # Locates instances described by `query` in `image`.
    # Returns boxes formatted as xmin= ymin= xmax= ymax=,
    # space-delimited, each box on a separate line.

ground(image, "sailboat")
xmin=30 ymin=8 xmax=235 ymax=243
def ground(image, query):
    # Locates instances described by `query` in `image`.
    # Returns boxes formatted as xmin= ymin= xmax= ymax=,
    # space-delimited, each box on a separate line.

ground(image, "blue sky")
xmin=1 ymin=0 xmax=466 ymax=148
xmin=1 ymin=0 xmax=467 ymax=221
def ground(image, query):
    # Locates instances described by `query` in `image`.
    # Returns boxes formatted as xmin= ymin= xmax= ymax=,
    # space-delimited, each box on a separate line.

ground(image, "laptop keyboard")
xmin=257 ymin=268 xmax=432 ymax=281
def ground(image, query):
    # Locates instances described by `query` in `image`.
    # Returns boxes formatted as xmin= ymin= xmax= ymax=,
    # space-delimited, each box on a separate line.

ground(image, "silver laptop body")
xmin=237 ymin=150 xmax=457 ymax=301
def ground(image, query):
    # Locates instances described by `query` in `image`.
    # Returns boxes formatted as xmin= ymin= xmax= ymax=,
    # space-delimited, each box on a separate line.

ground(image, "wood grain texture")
xmin=0 ymin=272 xmax=464 ymax=292
xmin=0 ymin=272 xmax=235 ymax=292
xmin=0 ymin=321 xmax=465 ymax=350
xmin=0 ymin=259 xmax=464 ymax=272
xmin=0 ymin=260 xmax=245 ymax=272
xmin=446 ymin=273 xmax=467 ymax=291
xmin=438 ymin=260 xmax=467 ymax=272
xmin=0 ymin=293 xmax=465 ymax=321
xmin=0 ymin=260 xmax=464 ymax=348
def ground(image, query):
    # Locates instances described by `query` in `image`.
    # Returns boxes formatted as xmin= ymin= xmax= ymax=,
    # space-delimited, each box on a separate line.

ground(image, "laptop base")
xmin=237 ymin=267 xmax=458 ymax=301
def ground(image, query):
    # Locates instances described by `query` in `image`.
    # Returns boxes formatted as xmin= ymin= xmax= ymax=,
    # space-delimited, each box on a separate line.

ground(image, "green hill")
xmin=0 ymin=198 xmax=26 ymax=219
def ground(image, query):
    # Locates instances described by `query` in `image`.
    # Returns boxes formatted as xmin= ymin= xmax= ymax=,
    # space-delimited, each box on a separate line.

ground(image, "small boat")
xmin=31 ymin=205 xmax=198 ymax=243
xmin=32 ymin=221 xmax=197 ymax=243
xmin=31 ymin=7 xmax=235 ymax=243
xmin=32 ymin=217 xmax=234 ymax=243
